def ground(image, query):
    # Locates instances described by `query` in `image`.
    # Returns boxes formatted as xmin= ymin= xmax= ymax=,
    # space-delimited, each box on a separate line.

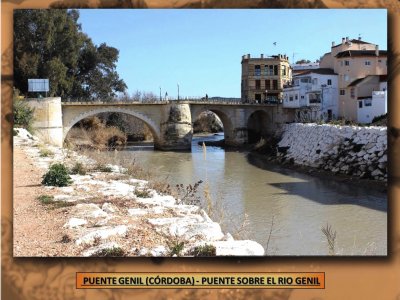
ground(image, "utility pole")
xmin=159 ymin=87 xmax=161 ymax=101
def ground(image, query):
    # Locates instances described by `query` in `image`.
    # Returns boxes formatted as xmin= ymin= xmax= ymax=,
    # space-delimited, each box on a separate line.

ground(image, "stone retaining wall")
xmin=277 ymin=123 xmax=387 ymax=181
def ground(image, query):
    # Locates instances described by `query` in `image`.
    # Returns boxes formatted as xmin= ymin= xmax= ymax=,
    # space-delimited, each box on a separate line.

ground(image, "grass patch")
xmin=190 ymin=244 xmax=216 ymax=257
xmin=39 ymin=148 xmax=54 ymax=157
xmin=91 ymin=247 xmax=126 ymax=257
xmin=37 ymin=194 xmax=55 ymax=204
xmin=37 ymin=194 xmax=74 ymax=209
xmin=70 ymin=162 xmax=87 ymax=175
xmin=166 ymin=236 xmax=186 ymax=257
xmin=95 ymin=163 xmax=113 ymax=173
xmin=134 ymin=188 xmax=151 ymax=198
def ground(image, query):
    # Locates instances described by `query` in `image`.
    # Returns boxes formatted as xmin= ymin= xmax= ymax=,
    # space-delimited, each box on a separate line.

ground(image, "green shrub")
xmin=13 ymin=129 xmax=18 ymax=136
xmin=13 ymin=98 xmax=35 ymax=132
xmin=91 ymin=247 xmax=126 ymax=257
xmin=190 ymin=244 xmax=216 ymax=257
xmin=42 ymin=163 xmax=72 ymax=187
xmin=70 ymin=162 xmax=87 ymax=175
xmin=167 ymin=239 xmax=185 ymax=257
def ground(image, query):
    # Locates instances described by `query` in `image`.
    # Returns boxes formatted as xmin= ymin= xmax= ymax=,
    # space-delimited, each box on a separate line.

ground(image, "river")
xmin=109 ymin=133 xmax=387 ymax=256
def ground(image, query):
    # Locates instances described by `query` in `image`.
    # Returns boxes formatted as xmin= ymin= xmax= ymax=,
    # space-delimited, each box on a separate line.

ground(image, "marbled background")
xmin=2 ymin=1 xmax=400 ymax=299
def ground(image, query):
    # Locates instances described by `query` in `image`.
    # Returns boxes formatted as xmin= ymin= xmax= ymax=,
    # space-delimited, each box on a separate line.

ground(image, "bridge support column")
xmin=225 ymin=109 xmax=248 ymax=146
xmin=26 ymin=97 xmax=63 ymax=147
xmin=156 ymin=103 xmax=192 ymax=151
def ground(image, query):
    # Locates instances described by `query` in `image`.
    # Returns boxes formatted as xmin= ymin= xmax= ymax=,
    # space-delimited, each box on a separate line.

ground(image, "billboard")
xmin=28 ymin=79 xmax=49 ymax=92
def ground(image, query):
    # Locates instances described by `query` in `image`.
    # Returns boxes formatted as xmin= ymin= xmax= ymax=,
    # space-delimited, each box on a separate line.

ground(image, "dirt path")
xmin=13 ymin=146 xmax=76 ymax=257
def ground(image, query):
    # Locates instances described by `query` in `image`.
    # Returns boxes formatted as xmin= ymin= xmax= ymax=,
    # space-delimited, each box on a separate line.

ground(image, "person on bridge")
xmin=165 ymin=92 xmax=168 ymax=100
xmin=205 ymin=94 xmax=208 ymax=101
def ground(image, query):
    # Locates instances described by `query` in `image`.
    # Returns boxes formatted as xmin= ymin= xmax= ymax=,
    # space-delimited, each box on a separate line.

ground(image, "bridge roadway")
xmin=28 ymin=97 xmax=295 ymax=150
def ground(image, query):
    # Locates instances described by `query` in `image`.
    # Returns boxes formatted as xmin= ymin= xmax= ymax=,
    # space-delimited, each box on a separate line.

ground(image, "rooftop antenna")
xmin=292 ymin=52 xmax=298 ymax=64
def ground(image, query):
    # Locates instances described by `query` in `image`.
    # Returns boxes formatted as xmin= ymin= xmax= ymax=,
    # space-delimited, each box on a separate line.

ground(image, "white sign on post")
xmin=28 ymin=79 xmax=49 ymax=92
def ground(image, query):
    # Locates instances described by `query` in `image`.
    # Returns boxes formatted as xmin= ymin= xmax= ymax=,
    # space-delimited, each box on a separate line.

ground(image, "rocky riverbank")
xmin=13 ymin=128 xmax=264 ymax=257
xmin=275 ymin=123 xmax=387 ymax=181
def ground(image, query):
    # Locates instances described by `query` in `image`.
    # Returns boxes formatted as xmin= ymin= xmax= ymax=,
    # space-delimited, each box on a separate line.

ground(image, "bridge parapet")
xmin=28 ymin=97 xmax=295 ymax=150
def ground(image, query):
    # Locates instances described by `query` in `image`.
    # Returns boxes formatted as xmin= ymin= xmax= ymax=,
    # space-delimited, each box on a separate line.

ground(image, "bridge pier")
xmin=225 ymin=108 xmax=248 ymax=146
xmin=26 ymin=97 xmax=64 ymax=147
xmin=156 ymin=103 xmax=193 ymax=151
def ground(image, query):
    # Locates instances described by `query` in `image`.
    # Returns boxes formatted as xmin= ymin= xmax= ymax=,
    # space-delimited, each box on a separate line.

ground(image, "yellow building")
xmin=241 ymin=54 xmax=292 ymax=103
xmin=320 ymin=37 xmax=387 ymax=121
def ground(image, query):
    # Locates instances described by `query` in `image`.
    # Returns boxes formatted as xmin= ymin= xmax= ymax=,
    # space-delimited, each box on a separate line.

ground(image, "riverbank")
xmin=13 ymin=128 xmax=264 ymax=257
xmin=248 ymin=152 xmax=387 ymax=193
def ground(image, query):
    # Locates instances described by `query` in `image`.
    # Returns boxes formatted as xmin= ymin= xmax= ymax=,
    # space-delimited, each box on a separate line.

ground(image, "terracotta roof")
xmin=335 ymin=50 xmax=387 ymax=58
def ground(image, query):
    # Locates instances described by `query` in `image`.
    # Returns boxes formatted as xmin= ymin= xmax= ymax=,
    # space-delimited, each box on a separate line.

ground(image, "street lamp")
xmin=159 ymin=87 xmax=161 ymax=101
xmin=177 ymin=83 xmax=180 ymax=100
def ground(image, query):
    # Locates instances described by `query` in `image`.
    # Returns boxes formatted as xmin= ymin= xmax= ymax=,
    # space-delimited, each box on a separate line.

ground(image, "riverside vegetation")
xmin=14 ymin=128 xmax=265 ymax=257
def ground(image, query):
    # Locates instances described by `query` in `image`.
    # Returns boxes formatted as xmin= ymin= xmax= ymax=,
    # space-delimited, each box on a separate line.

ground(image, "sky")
xmin=78 ymin=9 xmax=387 ymax=98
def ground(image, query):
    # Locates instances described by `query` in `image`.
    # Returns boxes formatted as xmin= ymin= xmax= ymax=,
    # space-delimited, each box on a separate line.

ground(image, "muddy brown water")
xmin=99 ymin=133 xmax=387 ymax=256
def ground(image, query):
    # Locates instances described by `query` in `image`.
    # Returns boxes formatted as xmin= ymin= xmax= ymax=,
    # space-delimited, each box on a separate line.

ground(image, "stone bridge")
xmin=27 ymin=97 xmax=295 ymax=150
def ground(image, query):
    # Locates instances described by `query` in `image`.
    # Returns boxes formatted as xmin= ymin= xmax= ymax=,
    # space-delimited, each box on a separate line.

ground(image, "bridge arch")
xmin=191 ymin=107 xmax=234 ymax=141
xmin=62 ymin=107 xmax=161 ymax=144
xmin=247 ymin=110 xmax=272 ymax=143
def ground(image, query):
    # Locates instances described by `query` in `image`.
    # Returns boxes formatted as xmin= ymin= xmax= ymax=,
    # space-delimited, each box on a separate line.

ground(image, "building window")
xmin=282 ymin=66 xmax=286 ymax=76
xmin=312 ymin=78 xmax=318 ymax=85
xmin=264 ymin=65 xmax=269 ymax=75
xmin=301 ymin=95 xmax=304 ymax=99
xmin=273 ymin=80 xmax=278 ymax=90
xmin=350 ymin=88 xmax=355 ymax=98
xmin=274 ymin=65 xmax=278 ymax=76
xmin=269 ymin=65 xmax=274 ymax=75
xmin=344 ymin=60 xmax=350 ymax=66
xmin=327 ymin=79 xmax=332 ymax=85
xmin=255 ymin=65 xmax=261 ymax=76
xmin=359 ymin=101 xmax=363 ymax=108
xmin=255 ymin=94 xmax=261 ymax=102
xmin=255 ymin=80 xmax=261 ymax=89
xmin=289 ymin=96 xmax=293 ymax=101
xmin=364 ymin=99 xmax=372 ymax=106
xmin=295 ymin=94 xmax=298 ymax=100
xmin=340 ymin=89 xmax=345 ymax=95
xmin=365 ymin=60 xmax=371 ymax=66
xmin=265 ymin=80 xmax=271 ymax=89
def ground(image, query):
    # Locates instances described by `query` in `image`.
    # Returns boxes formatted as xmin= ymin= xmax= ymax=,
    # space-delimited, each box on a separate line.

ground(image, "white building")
xmin=283 ymin=68 xmax=338 ymax=121
xmin=356 ymin=77 xmax=387 ymax=124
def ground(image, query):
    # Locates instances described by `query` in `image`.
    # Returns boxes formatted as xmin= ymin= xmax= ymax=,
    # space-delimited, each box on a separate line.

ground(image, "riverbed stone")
xmin=213 ymin=240 xmax=265 ymax=256
xmin=75 ymin=225 xmax=128 ymax=245
xmin=63 ymin=217 xmax=87 ymax=229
